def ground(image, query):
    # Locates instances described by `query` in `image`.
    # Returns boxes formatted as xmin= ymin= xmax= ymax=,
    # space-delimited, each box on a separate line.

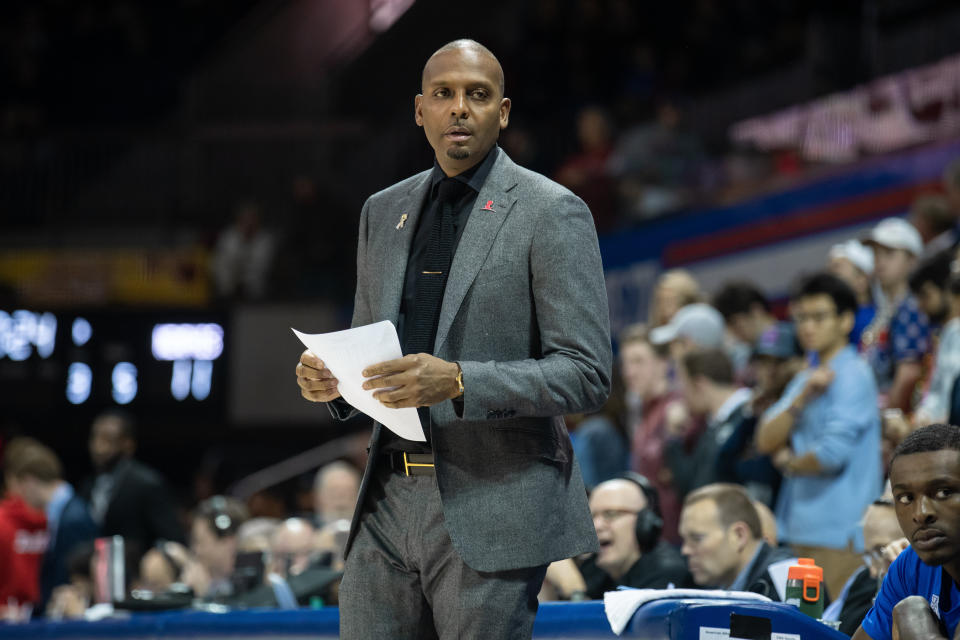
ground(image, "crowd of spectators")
xmin=556 ymin=158 xmax=960 ymax=632
xmin=0 ymin=410 xmax=360 ymax=622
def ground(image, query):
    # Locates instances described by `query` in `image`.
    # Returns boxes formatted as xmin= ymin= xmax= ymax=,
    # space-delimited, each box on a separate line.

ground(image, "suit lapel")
xmin=434 ymin=150 xmax=518 ymax=352
xmin=378 ymin=173 xmax=431 ymax=324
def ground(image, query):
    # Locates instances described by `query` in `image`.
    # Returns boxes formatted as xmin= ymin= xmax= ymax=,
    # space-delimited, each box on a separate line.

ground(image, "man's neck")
xmin=37 ymin=482 xmax=60 ymax=510
xmin=609 ymin=551 xmax=642 ymax=581
xmin=817 ymin=340 xmax=847 ymax=366
xmin=881 ymin=281 xmax=908 ymax=302
xmin=727 ymin=539 xmax=761 ymax=588
xmin=706 ymin=386 xmax=738 ymax=418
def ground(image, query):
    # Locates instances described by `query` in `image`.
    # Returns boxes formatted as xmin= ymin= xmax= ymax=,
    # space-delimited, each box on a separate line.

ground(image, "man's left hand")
xmin=362 ymin=354 xmax=461 ymax=408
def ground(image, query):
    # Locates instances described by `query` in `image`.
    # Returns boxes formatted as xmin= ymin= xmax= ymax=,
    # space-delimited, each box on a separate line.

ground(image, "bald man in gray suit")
xmin=296 ymin=39 xmax=611 ymax=639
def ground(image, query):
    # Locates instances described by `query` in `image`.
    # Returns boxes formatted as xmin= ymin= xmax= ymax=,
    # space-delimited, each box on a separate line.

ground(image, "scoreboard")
xmin=0 ymin=309 xmax=227 ymax=417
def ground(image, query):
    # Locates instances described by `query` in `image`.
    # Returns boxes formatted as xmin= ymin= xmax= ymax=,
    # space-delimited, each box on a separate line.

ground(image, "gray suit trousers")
xmin=339 ymin=464 xmax=547 ymax=639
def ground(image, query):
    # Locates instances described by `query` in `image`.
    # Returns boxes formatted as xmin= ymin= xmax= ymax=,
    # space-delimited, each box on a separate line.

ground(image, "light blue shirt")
xmin=765 ymin=345 xmax=882 ymax=550
xmin=45 ymin=482 xmax=73 ymax=546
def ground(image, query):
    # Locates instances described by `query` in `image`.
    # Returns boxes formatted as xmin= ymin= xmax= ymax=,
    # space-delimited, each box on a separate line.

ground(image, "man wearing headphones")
xmin=578 ymin=473 xmax=692 ymax=598
xmin=181 ymin=496 xmax=250 ymax=601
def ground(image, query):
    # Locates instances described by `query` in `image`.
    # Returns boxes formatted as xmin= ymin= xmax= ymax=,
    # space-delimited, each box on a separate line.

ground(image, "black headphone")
xmin=198 ymin=496 xmax=240 ymax=538
xmin=617 ymin=472 xmax=663 ymax=553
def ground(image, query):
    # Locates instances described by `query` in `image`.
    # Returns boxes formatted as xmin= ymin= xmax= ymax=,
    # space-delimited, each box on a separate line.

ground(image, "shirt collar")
xmin=728 ymin=541 xmax=765 ymax=591
xmin=828 ymin=344 xmax=857 ymax=368
xmin=711 ymin=387 xmax=752 ymax=426
xmin=430 ymin=145 xmax=498 ymax=195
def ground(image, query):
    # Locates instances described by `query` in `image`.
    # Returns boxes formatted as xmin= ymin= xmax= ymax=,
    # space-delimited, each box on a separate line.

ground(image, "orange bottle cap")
xmin=787 ymin=558 xmax=822 ymax=603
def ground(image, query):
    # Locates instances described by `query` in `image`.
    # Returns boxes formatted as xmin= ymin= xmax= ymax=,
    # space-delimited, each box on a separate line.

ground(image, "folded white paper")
xmin=603 ymin=588 xmax=772 ymax=635
xmin=293 ymin=321 xmax=425 ymax=441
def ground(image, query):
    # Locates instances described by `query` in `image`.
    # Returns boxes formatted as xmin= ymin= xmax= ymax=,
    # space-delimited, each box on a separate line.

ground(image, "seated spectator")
xmin=914 ymin=272 xmax=960 ymax=427
xmin=824 ymin=496 xmax=906 ymax=636
xmin=81 ymin=410 xmax=184 ymax=557
xmin=0 ymin=440 xmax=50 ymax=620
xmin=570 ymin=371 xmax=630 ymax=488
xmin=229 ymin=518 xmax=342 ymax=609
xmin=828 ymin=239 xmax=876 ymax=346
xmin=264 ymin=518 xmax=316 ymax=609
xmin=315 ymin=518 xmax=351 ymax=572
xmin=268 ymin=518 xmax=316 ymax=581
xmin=667 ymin=348 xmax=752 ymax=497
xmin=757 ymin=273 xmax=883 ymax=598
xmin=910 ymin=194 xmax=958 ymax=258
xmin=650 ymin=302 xmax=726 ymax=363
xmin=237 ymin=517 xmax=281 ymax=554
xmin=853 ymin=423 xmax=960 ymax=640
xmin=648 ymin=269 xmax=702 ymax=328
xmin=137 ymin=542 xmax=185 ymax=595
xmin=607 ymin=99 xmax=706 ymax=219
xmin=554 ymin=106 xmax=616 ymax=232
xmin=181 ymin=496 xmax=249 ymax=601
xmin=679 ymin=483 xmax=796 ymax=599
xmin=712 ymin=281 xmax=777 ymax=349
xmin=3 ymin=438 xmax=98 ymax=612
xmin=909 ymin=250 xmax=953 ymax=329
xmin=577 ymin=475 xmax=691 ymax=599
xmin=861 ymin=218 xmax=931 ymax=411
xmin=45 ymin=544 xmax=95 ymax=620
xmin=211 ymin=200 xmax=276 ymax=300
xmin=619 ymin=322 xmax=648 ymax=441
xmin=716 ymin=323 xmax=800 ymax=507
xmin=623 ymin=327 xmax=690 ymax=543
xmin=313 ymin=461 xmax=360 ymax=529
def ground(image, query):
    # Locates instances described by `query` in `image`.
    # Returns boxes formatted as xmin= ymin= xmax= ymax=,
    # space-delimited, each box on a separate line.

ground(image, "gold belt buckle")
xmin=403 ymin=452 xmax=434 ymax=476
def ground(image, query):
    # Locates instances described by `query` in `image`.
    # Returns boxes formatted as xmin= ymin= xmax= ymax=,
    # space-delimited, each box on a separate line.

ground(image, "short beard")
xmin=446 ymin=147 xmax=470 ymax=160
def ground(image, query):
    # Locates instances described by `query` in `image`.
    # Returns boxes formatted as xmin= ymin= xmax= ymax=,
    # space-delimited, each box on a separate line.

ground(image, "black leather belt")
xmin=386 ymin=451 xmax=435 ymax=476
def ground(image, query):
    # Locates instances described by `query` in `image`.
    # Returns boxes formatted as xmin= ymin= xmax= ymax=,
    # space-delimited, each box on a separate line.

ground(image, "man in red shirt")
xmin=0 ymin=440 xmax=50 ymax=620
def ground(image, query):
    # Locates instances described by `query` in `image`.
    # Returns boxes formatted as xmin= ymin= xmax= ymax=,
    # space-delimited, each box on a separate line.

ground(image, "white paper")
xmin=766 ymin=558 xmax=795 ymax=602
xmin=293 ymin=321 xmax=425 ymax=441
xmin=604 ymin=588 xmax=772 ymax=636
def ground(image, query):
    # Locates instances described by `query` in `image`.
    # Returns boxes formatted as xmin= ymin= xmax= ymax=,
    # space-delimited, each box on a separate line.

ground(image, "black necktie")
xmin=407 ymin=178 xmax=468 ymax=356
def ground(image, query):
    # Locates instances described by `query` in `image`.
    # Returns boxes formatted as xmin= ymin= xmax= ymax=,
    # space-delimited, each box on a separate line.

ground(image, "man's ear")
xmin=730 ymin=521 xmax=751 ymax=552
xmin=499 ymin=97 xmax=511 ymax=130
xmin=840 ymin=310 xmax=855 ymax=338
xmin=414 ymin=94 xmax=424 ymax=127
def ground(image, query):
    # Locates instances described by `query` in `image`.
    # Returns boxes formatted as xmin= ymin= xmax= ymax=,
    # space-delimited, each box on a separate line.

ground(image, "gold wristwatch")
xmin=455 ymin=363 xmax=464 ymax=396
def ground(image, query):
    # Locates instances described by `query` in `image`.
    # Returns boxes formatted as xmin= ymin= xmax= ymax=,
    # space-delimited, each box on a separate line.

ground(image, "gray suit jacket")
xmin=331 ymin=147 xmax=611 ymax=572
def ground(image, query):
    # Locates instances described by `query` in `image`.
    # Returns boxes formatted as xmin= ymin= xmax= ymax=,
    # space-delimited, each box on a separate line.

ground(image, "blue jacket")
xmin=40 ymin=486 xmax=98 ymax=610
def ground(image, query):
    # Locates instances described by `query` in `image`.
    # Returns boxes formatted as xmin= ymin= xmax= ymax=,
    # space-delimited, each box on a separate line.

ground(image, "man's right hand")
xmin=296 ymin=350 xmax=341 ymax=402
xmin=802 ymin=365 xmax=835 ymax=402
xmin=892 ymin=595 xmax=946 ymax=640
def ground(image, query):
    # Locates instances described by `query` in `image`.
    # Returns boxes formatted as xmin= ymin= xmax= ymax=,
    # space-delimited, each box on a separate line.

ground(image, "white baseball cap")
xmin=864 ymin=217 xmax=923 ymax=256
xmin=829 ymin=239 xmax=874 ymax=276
xmin=649 ymin=303 xmax=725 ymax=348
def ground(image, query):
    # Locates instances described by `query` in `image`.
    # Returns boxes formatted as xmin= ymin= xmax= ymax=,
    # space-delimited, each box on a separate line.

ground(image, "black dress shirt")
xmin=379 ymin=147 xmax=498 ymax=455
